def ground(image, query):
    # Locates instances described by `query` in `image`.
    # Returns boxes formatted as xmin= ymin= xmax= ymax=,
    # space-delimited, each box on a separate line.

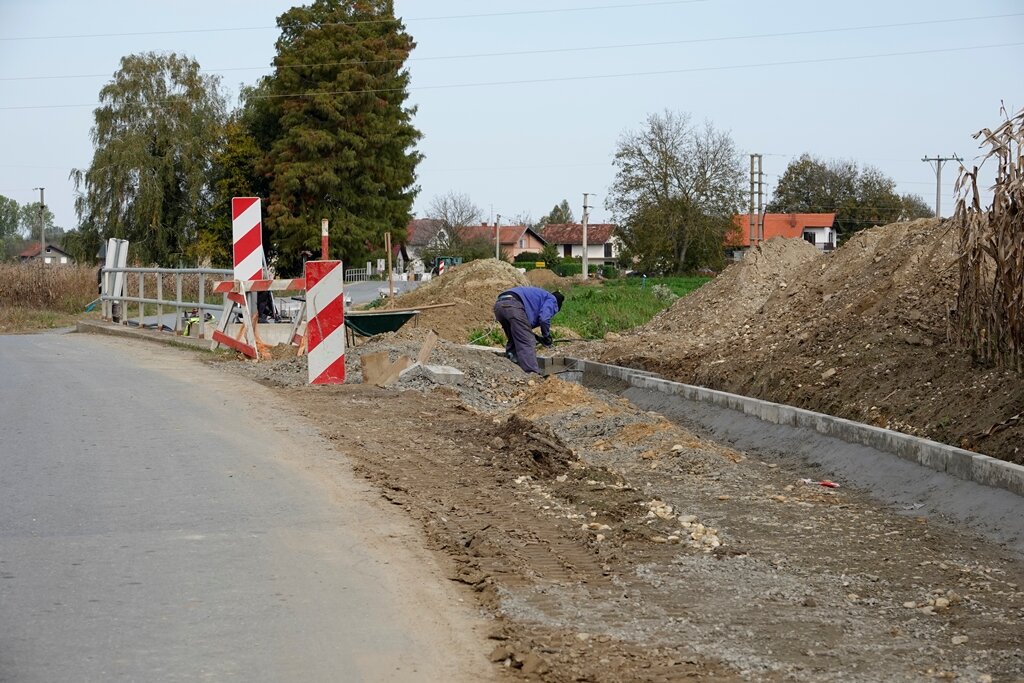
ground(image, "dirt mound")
xmin=525 ymin=268 xmax=572 ymax=289
xmin=494 ymin=414 xmax=575 ymax=477
xmin=589 ymin=219 xmax=1024 ymax=464
xmin=390 ymin=258 xmax=529 ymax=342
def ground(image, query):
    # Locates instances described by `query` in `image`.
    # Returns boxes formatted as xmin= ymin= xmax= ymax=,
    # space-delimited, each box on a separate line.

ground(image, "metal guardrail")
xmin=100 ymin=266 xmax=232 ymax=339
xmin=344 ymin=267 xmax=371 ymax=282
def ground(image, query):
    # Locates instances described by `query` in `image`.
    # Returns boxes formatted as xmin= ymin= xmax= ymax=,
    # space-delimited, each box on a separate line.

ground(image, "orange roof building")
xmin=729 ymin=213 xmax=837 ymax=252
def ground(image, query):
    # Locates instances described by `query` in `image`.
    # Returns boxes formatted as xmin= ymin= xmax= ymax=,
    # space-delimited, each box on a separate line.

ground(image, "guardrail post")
xmin=139 ymin=273 xmax=145 ymax=328
xmin=156 ymin=274 xmax=163 ymax=331
xmin=174 ymin=273 xmax=183 ymax=335
xmin=198 ymin=273 xmax=206 ymax=339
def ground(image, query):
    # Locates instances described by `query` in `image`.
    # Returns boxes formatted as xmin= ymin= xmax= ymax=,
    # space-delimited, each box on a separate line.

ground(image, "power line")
xmin=3 ymin=12 xmax=1018 ymax=82
xmin=1 ymin=41 xmax=1018 ymax=112
xmin=0 ymin=0 xmax=710 ymax=42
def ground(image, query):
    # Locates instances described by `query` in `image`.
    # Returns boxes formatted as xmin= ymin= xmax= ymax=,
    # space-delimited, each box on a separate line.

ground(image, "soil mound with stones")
xmin=525 ymin=268 xmax=572 ymax=289
xmin=390 ymin=258 xmax=529 ymax=342
xmin=589 ymin=219 xmax=1024 ymax=464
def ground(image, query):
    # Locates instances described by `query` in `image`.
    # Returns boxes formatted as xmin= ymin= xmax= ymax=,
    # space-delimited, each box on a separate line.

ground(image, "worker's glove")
xmin=540 ymin=334 xmax=554 ymax=348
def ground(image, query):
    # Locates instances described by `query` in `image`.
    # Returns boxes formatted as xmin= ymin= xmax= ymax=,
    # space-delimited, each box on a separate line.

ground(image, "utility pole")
xmin=749 ymin=155 xmax=756 ymax=245
xmin=494 ymin=214 xmax=501 ymax=260
xmin=33 ymin=187 xmax=45 ymax=267
xmin=580 ymin=193 xmax=590 ymax=281
xmin=921 ymin=154 xmax=962 ymax=218
xmin=748 ymin=155 xmax=763 ymax=244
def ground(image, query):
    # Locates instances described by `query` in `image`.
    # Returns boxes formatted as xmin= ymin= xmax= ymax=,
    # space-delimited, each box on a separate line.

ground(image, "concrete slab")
xmin=421 ymin=365 xmax=464 ymax=385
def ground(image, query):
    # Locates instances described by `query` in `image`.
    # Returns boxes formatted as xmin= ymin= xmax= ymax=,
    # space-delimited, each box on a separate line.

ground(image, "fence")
xmin=100 ymin=266 xmax=232 ymax=339
xmin=344 ymin=267 xmax=371 ymax=282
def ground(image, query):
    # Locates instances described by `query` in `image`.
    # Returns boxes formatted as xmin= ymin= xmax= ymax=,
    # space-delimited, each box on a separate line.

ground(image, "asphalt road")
xmin=0 ymin=332 xmax=489 ymax=682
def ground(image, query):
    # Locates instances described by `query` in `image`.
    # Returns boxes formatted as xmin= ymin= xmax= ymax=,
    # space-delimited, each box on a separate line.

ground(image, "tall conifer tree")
xmin=262 ymin=0 xmax=421 ymax=274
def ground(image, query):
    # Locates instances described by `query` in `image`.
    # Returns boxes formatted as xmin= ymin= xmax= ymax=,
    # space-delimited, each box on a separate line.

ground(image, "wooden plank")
xmin=416 ymin=330 xmax=438 ymax=365
xmin=360 ymin=351 xmax=390 ymax=385
xmin=375 ymin=355 xmax=414 ymax=388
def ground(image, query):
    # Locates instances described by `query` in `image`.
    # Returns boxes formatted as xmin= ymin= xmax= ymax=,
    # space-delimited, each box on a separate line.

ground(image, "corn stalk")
xmin=953 ymin=107 xmax=1024 ymax=372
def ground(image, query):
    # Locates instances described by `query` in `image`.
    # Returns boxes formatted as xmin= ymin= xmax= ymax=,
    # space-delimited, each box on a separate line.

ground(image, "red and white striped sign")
xmin=212 ymin=278 xmax=306 ymax=294
xmin=232 ymin=197 xmax=266 ymax=282
xmin=438 ymin=260 xmax=445 ymax=276
xmin=304 ymin=260 xmax=346 ymax=385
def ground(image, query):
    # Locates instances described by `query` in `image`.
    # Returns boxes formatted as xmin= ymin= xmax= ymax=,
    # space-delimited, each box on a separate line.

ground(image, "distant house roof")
xmin=19 ymin=242 xmax=72 ymax=259
xmin=539 ymin=223 xmax=616 ymax=246
xmin=404 ymin=218 xmax=445 ymax=247
xmin=457 ymin=223 xmax=546 ymax=246
xmin=728 ymin=213 xmax=836 ymax=248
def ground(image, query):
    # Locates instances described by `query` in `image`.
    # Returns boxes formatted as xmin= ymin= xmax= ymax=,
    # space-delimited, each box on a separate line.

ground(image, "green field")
xmin=469 ymin=276 xmax=711 ymax=344
xmin=552 ymin=276 xmax=710 ymax=339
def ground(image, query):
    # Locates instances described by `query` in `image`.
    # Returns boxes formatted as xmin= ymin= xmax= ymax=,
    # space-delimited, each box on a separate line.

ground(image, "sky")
xmin=1 ymin=0 xmax=1021 ymax=237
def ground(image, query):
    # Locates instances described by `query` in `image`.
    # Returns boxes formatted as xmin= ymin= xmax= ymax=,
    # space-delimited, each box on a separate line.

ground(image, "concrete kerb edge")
xmin=554 ymin=355 xmax=1024 ymax=499
xmin=76 ymin=319 xmax=212 ymax=352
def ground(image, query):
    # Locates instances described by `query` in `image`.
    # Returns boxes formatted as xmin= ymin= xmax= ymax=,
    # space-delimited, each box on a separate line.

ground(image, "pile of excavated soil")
xmin=388 ymin=258 xmax=529 ymax=342
xmin=525 ymin=268 xmax=572 ymax=289
xmin=586 ymin=219 xmax=1024 ymax=464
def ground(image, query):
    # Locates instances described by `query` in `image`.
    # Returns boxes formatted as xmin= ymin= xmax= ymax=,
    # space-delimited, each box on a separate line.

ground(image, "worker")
xmin=493 ymin=286 xmax=564 ymax=374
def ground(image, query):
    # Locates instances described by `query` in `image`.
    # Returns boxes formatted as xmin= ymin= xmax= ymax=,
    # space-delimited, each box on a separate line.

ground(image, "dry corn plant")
xmin=953 ymin=107 xmax=1024 ymax=372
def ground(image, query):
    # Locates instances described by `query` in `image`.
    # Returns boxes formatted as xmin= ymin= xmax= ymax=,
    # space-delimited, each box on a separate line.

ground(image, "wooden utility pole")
xmin=384 ymin=231 xmax=394 ymax=303
xmin=33 ymin=187 xmax=45 ymax=270
xmin=321 ymin=218 xmax=329 ymax=259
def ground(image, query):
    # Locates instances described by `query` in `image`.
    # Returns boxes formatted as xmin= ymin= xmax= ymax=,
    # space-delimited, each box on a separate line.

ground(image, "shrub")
xmin=0 ymin=263 xmax=98 ymax=312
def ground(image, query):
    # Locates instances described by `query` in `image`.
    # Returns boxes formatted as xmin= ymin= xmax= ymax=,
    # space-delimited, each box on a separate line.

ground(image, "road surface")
xmin=0 ymin=332 xmax=492 ymax=682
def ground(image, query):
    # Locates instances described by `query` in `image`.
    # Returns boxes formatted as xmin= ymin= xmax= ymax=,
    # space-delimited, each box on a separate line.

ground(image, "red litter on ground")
xmin=799 ymin=478 xmax=841 ymax=488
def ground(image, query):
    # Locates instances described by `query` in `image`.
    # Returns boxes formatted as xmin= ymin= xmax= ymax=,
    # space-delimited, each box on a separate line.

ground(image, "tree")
xmin=767 ymin=154 xmax=910 ymax=239
xmin=607 ymin=111 xmax=744 ymax=273
xmin=539 ymin=199 xmax=574 ymax=225
xmin=18 ymin=202 xmax=57 ymax=242
xmin=199 ymin=113 xmax=269 ymax=267
xmin=900 ymin=193 xmax=933 ymax=220
xmin=260 ymin=0 xmax=422 ymax=275
xmin=0 ymin=195 xmax=19 ymax=258
xmin=71 ymin=52 xmax=227 ymax=265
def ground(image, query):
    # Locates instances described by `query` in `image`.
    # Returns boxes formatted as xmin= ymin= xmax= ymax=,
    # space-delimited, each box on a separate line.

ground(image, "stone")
xmin=420 ymin=364 xmax=464 ymax=385
xmin=489 ymin=645 xmax=513 ymax=662
xmin=802 ymin=596 xmax=817 ymax=607
xmin=521 ymin=652 xmax=549 ymax=675
xmin=951 ymin=635 xmax=969 ymax=645
xmin=902 ymin=601 xmax=917 ymax=609
xmin=934 ymin=597 xmax=950 ymax=610
xmin=821 ymin=368 xmax=837 ymax=380
xmin=491 ymin=437 xmax=506 ymax=450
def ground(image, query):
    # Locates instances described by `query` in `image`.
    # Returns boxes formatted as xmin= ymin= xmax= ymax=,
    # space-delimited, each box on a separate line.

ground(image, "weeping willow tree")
xmin=953 ymin=107 xmax=1024 ymax=371
xmin=71 ymin=52 xmax=227 ymax=265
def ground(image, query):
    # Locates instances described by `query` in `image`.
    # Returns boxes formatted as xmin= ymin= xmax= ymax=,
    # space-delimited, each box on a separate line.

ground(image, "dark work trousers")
xmin=493 ymin=297 xmax=542 ymax=374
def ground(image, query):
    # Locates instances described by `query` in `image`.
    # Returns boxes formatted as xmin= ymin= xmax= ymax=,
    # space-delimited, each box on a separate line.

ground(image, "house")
xmin=19 ymin=242 xmax=74 ymax=265
xmin=457 ymin=223 xmax=547 ymax=259
xmin=399 ymin=218 xmax=446 ymax=262
xmin=539 ymin=223 xmax=619 ymax=265
xmin=727 ymin=213 xmax=837 ymax=259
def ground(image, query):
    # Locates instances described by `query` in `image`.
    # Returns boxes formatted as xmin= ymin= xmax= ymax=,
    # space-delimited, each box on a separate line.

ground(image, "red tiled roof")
xmin=404 ymin=218 xmax=444 ymax=247
xmin=19 ymin=242 xmax=71 ymax=258
xmin=539 ymin=223 xmax=616 ymax=246
xmin=457 ymin=224 xmax=540 ymax=245
xmin=728 ymin=214 xmax=835 ymax=247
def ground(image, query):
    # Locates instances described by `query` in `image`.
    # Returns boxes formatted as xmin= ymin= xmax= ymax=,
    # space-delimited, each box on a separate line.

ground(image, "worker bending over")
xmin=493 ymin=286 xmax=564 ymax=374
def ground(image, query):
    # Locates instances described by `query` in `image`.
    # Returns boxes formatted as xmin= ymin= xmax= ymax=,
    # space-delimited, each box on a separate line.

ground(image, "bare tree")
xmin=427 ymin=191 xmax=483 ymax=232
xmin=607 ymin=110 xmax=744 ymax=273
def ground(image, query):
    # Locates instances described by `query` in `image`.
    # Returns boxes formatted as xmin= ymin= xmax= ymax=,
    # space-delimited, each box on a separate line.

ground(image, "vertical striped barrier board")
xmin=305 ymin=260 xmax=346 ymax=385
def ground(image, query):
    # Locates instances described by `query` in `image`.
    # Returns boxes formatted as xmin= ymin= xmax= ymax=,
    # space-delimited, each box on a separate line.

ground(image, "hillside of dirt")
xmin=583 ymin=219 xmax=1024 ymax=464
xmin=390 ymin=258 xmax=528 ymax=342
xmin=526 ymin=268 xmax=573 ymax=290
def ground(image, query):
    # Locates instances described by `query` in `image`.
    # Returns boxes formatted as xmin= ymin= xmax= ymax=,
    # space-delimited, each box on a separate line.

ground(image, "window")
xmin=802 ymin=231 xmax=816 ymax=245
xmin=44 ymin=257 xmax=52 ymax=264
xmin=518 ymin=238 xmax=525 ymax=248
xmin=603 ymin=243 xmax=613 ymax=258
xmin=563 ymin=244 xmax=572 ymax=257
xmin=60 ymin=257 xmax=68 ymax=264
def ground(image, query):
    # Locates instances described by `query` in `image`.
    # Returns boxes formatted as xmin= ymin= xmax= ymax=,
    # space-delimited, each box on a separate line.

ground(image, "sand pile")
xmin=390 ymin=258 xmax=529 ymax=342
xmin=587 ymin=219 xmax=1024 ymax=464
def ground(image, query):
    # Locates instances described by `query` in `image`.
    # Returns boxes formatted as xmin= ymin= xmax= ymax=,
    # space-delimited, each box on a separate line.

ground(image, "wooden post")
xmin=321 ymin=218 xmax=329 ymax=259
xmin=385 ymin=232 xmax=394 ymax=303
